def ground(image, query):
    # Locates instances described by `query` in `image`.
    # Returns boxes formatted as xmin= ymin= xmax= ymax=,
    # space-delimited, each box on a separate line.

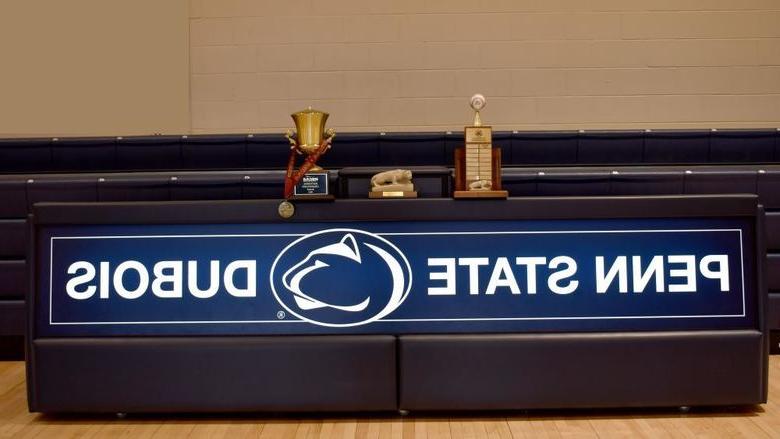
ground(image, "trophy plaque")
xmin=283 ymin=107 xmax=335 ymax=201
xmin=453 ymin=94 xmax=508 ymax=199
xmin=368 ymin=169 xmax=418 ymax=198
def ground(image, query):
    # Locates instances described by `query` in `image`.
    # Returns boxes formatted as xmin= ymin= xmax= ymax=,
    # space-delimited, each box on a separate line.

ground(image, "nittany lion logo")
xmin=270 ymin=229 xmax=412 ymax=327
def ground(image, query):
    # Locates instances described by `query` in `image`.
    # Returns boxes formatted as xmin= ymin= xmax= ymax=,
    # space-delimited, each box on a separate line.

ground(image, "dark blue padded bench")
xmin=644 ymin=130 xmax=711 ymax=164
xmin=0 ymin=178 xmax=28 ymax=218
xmin=379 ymin=133 xmax=447 ymax=166
xmin=171 ymin=173 xmax=244 ymax=200
xmin=0 ymin=261 xmax=25 ymax=301
xmin=117 ymin=135 xmax=182 ymax=171
xmin=511 ymin=131 xmax=578 ymax=165
xmin=577 ymin=130 xmax=645 ymax=164
xmin=609 ymin=169 xmax=685 ymax=195
xmin=711 ymin=129 xmax=777 ymax=163
xmin=246 ymin=134 xmax=290 ymax=169
xmin=181 ymin=135 xmax=247 ymax=169
xmin=98 ymin=174 xmax=172 ymax=202
xmin=326 ymin=133 xmax=381 ymax=168
xmin=52 ymin=137 xmax=116 ymax=172
xmin=27 ymin=176 xmax=98 ymax=209
xmin=0 ymin=138 xmax=52 ymax=172
xmin=536 ymin=169 xmax=612 ymax=196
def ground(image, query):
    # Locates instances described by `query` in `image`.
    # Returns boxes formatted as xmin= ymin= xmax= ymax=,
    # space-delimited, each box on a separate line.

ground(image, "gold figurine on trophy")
xmin=283 ymin=107 xmax=335 ymax=200
xmin=453 ymin=94 xmax=508 ymax=199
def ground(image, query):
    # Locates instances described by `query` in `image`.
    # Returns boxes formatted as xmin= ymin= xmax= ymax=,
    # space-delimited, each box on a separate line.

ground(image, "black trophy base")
xmin=293 ymin=171 xmax=330 ymax=199
xmin=289 ymin=194 xmax=335 ymax=202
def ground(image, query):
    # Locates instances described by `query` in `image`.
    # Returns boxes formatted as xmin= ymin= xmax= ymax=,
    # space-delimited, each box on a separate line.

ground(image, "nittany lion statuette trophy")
xmin=453 ymin=94 xmax=508 ymax=199
xmin=369 ymin=169 xmax=417 ymax=198
xmin=283 ymin=107 xmax=335 ymax=200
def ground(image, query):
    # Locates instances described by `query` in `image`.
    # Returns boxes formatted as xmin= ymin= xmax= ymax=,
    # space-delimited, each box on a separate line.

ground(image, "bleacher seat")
xmin=609 ymin=169 xmax=685 ymax=195
xmin=52 ymin=137 xmax=116 ymax=172
xmin=537 ymin=169 xmax=611 ymax=196
xmin=776 ymin=129 xmax=780 ymax=161
xmin=684 ymin=169 xmax=758 ymax=194
xmin=117 ymin=136 xmax=182 ymax=171
xmin=769 ymin=295 xmax=780 ymax=329
xmin=0 ymin=179 xmax=28 ymax=218
xmin=577 ymin=131 xmax=645 ymax=165
xmin=501 ymin=169 xmax=538 ymax=196
xmin=644 ymin=130 xmax=710 ymax=164
xmin=0 ymin=260 xmax=25 ymax=299
xmin=246 ymin=134 xmax=291 ymax=169
xmin=170 ymin=173 xmax=244 ymax=200
xmin=758 ymin=169 xmax=780 ymax=209
xmin=767 ymin=212 xmax=780 ymax=250
xmin=241 ymin=170 xmax=286 ymax=199
xmin=324 ymin=133 xmax=381 ymax=168
xmin=511 ymin=131 xmax=578 ymax=165
xmin=0 ymin=138 xmax=52 ymax=172
xmin=379 ymin=133 xmax=446 ymax=166
xmin=181 ymin=135 xmax=247 ymax=169
xmin=710 ymin=129 xmax=776 ymax=163
xmin=98 ymin=175 xmax=171 ymax=202
xmin=0 ymin=302 xmax=24 ymax=336
xmin=768 ymin=254 xmax=780 ymax=291
xmin=444 ymin=131 xmax=461 ymax=167
xmin=493 ymin=132 xmax=512 ymax=166
xmin=27 ymin=176 xmax=98 ymax=210
xmin=0 ymin=220 xmax=26 ymax=258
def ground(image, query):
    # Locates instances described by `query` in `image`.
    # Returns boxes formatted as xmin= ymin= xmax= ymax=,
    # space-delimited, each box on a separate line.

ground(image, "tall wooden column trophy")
xmin=453 ymin=94 xmax=508 ymax=199
xmin=278 ymin=107 xmax=335 ymax=219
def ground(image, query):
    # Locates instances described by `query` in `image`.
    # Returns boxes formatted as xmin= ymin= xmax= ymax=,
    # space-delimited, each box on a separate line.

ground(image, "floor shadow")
xmin=31 ymin=404 xmax=765 ymax=424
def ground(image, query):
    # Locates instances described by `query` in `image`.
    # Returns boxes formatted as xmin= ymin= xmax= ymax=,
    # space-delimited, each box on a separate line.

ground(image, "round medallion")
xmin=278 ymin=201 xmax=295 ymax=219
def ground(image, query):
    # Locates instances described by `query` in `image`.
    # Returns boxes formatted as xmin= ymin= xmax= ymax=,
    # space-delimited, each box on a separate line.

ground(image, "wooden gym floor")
xmin=3 ymin=358 xmax=780 ymax=438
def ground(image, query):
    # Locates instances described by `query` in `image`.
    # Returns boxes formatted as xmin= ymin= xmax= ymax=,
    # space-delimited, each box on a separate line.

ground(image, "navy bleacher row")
xmin=1 ymin=128 xmax=779 ymax=359
xmin=0 ymin=129 xmax=779 ymax=173
xmin=0 ymin=166 xmax=777 ymax=216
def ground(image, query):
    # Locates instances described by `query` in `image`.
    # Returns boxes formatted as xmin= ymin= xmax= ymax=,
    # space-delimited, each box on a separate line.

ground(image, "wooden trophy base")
xmin=453 ymin=147 xmax=508 ymax=200
xmin=369 ymin=191 xmax=418 ymax=199
xmin=453 ymin=190 xmax=508 ymax=199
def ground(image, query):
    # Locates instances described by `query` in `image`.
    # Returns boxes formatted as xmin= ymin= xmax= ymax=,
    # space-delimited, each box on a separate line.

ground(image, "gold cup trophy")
xmin=283 ymin=107 xmax=335 ymax=200
xmin=453 ymin=94 xmax=508 ymax=199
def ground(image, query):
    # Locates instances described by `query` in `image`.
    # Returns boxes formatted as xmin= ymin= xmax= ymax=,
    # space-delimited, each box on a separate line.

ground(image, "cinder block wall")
xmin=0 ymin=0 xmax=190 ymax=137
xmin=190 ymin=0 xmax=780 ymax=133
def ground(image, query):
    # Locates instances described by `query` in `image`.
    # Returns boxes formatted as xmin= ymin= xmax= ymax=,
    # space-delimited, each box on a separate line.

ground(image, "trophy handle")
xmin=324 ymin=128 xmax=336 ymax=141
xmin=284 ymin=129 xmax=297 ymax=148
xmin=284 ymin=129 xmax=303 ymax=155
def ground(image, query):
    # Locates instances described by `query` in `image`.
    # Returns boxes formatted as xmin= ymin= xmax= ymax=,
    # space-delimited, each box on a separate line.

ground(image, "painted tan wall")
xmin=0 ymin=0 xmax=190 ymax=137
xmin=190 ymin=0 xmax=780 ymax=133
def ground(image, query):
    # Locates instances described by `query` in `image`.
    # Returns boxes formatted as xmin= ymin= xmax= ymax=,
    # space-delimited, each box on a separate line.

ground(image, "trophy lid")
xmin=291 ymin=106 xmax=329 ymax=149
xmin=291 ymin=106 xmax=328 ymax=118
